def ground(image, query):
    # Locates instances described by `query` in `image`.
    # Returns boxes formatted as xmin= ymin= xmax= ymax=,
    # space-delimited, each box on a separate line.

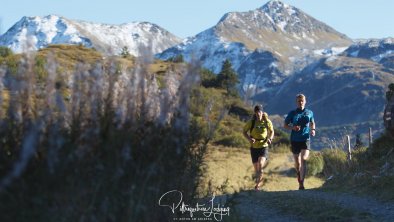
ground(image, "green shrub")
xmin=214 ymin=133 xmax=249 ymax=147
xmin=0 ymin=46 xmax=12 ymax=57
xmin=200 ymin=68 xmax=218 ymax=88
xmin=273 ymin=128 xmax=290 ymax=145
xmin=228 ymin=104 xmax=251 ymax=120
xmin=321 ymin=148 xmax=348 ymax=176
xmin=349 ymin=146 xmax=369 ymax=168
xmin=189 ymin=87 xmax=226 ymax=117
xmin=306 ymin=151 xmax=324 ymax=177
xmin=369 ymin=132 xmax=394 ymax=158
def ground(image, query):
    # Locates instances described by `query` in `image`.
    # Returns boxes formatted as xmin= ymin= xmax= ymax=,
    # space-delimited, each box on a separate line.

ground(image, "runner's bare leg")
xmin=254 ymin=156 xmax=266 ymax=188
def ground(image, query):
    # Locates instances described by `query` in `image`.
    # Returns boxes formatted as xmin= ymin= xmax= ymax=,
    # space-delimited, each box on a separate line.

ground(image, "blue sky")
xmin=1 ymin=0 xmax=393 ymax=39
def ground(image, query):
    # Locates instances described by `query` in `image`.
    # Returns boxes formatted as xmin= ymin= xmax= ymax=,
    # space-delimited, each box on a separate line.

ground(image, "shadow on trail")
xmin=272 ymin=167 xmax=297 ymax=177
xmin=228 ymin=187 xmax=394 ymax=222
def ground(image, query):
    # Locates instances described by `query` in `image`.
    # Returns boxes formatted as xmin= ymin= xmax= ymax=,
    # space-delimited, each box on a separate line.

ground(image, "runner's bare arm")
xmin=268 ymin=127 xmax=274 ymax=144
xmin=243 ymin=131 xmax=254 ymax=143
xmin=310 ymin=121 xmax=316 ymax=136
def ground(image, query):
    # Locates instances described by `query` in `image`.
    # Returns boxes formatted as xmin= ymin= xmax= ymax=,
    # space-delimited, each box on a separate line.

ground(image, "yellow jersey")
xmin=243 ymin=118 xmax=273 ymax=148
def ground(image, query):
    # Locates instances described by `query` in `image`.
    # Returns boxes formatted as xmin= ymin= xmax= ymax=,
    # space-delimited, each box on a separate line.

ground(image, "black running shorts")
xmin=250 ymin=147 xmax=268 ymax=163
xmin=291 ymin=141 xmax=309 ymax=155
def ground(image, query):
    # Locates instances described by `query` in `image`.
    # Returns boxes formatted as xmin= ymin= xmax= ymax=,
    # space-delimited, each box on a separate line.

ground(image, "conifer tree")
xmin=120 ymin=46 xmax=131 ymax=58
xmin=217 ymin=59 xmax=239 ymax=96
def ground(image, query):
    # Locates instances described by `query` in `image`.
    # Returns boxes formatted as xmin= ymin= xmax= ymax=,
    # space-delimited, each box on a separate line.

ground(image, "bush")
xmin=214 ymin=133 xmax=249 ymax=148
xmin=200 ymin=68 xmax=218 ymax=88
xmin=0 ymin=46 xmax=12 ymax=57
xmin=228 ymin=104 xmax=251 ymax=120
xmin=273 ymin=128 xmax=290 ymax=145
xmin=321 ymin=148 xmax=348 ymax=176
xmin=306 ymin=151 xmax=324 ymax=177
xmin=0 ymin=53 xmax=207 ymax=221
xmin=189 ymin=87 xmax=226 ymax=117
xmin=369 ymin=132 xmax=394 ymax=158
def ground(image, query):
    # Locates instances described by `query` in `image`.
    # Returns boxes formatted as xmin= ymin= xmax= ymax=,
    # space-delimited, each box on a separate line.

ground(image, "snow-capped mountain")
xmin=258 ymin=55 xmax=394 ymax=125
xmin=343 ymin=38 xmax=394 ymax=68
xmin=0 ymin=15 xmax=182 ymax=56
xmin=258 ymin=54 xmax=394 ymax=149
xmin=157 ymin=0 xmax=352 ymax=93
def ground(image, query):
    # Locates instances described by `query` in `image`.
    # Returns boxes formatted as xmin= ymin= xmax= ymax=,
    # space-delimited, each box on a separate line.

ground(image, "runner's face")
xmin=255 ymin=110 xmax=263 ymax=120
xmin=296 ymin=97 xmax=306 ymax=109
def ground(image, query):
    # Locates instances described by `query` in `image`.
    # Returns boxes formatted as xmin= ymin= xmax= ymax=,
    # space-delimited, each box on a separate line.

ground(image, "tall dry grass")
xmin=0 ymin=50 xmax=209 ymax=221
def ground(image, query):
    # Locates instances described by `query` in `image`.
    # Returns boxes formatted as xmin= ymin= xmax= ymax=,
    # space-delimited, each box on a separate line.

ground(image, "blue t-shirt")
xmin=284 ymin=108 xmax=314 ymax=142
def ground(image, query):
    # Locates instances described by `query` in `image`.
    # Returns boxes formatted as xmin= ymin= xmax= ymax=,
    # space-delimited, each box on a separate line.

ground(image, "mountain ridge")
xmin=1 ymin=1 xmax=393 ymax=137
xmin=158 ymin=0 xmax=353 ymax=95
xmin=0 ymin=14 xmax=182 ymax=56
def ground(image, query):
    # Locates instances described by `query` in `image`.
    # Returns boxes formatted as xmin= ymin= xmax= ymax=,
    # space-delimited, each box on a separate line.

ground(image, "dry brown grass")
xmin=196 ymin=145 xmax=252 ymax=197
xmin=197 ymin=144 xmax=324 ymax=197
xmin=38 ymin=44 xmax=104 ymax=69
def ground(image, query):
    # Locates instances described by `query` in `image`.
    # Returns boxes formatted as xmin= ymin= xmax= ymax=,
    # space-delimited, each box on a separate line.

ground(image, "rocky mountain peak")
xmin=216 ymin=0 xmax=350 ymax=45
xmin=259 ymin=0 xmax=305 ymax=33
xmin=159 ymin=1 xmax=353 ymax=95
xmin=258 ymin=0 xmax=342 ymax=34
xmin=260 ymin=0 xmax=297 ymax=23
xmin=217 ymin=0 xmax=299 ymax=33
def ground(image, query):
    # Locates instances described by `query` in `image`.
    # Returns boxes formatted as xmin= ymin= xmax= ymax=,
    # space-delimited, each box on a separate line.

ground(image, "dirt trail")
xmin=258 ymin=151 xmax=324 ymax=191
xmin=235 ymin=192 xmax=302 ymax=222
xmin=287 ymin=190 xmax=394 ymax=221
xmin=231 ymin=152 xmax=394 ymax=222
xmin=198 ymin=146 xmax=394 ymax=221
xmin=232 ymin=151 xmax=323 ymax=222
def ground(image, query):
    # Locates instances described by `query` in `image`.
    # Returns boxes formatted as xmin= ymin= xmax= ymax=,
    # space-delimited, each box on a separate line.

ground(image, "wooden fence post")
xmin=346 ymin=135 xmax=352 ymax=161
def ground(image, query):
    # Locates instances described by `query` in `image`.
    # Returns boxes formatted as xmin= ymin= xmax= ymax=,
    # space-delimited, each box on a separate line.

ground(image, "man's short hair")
xmin=296 ymin=94 xmax=306 ymax=100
